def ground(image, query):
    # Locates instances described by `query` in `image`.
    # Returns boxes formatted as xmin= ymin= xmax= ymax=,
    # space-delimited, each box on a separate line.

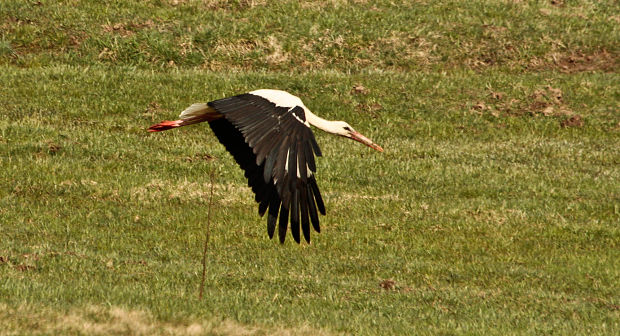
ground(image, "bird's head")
xmin=332 ymin=121 xmax=383 ymax=152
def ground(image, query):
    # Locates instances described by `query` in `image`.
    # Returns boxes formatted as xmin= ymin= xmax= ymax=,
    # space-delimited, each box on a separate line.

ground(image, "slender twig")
xmin=199 ymin=169 xmax=216 ymax=299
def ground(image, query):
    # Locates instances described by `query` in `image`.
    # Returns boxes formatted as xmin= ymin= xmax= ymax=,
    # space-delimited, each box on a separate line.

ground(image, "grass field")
xmin=1 ymin=0 xmax=619 ymax=335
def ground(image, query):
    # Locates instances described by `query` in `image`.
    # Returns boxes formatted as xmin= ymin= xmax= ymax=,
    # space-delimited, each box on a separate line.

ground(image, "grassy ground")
xmin=1 ymin=0 xmax=619 ymax=335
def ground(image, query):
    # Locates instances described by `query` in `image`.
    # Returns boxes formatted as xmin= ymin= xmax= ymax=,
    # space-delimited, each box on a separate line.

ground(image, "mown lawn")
xmin=1 ymin=1 xmax=618 ymax=335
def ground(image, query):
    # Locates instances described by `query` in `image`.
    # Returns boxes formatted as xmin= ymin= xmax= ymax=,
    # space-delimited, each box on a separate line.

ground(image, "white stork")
xmin=148 ymin=89 xmax=383 ymax=244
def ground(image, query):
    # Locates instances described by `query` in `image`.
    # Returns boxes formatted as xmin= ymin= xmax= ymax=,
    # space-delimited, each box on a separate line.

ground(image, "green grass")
xmin=1 ymin=0 xmax=619 ymax=335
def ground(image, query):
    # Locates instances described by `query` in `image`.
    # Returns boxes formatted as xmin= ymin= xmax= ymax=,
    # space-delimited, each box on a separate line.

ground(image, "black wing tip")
xmin=209 ymin=94 xmax=325 ymax=245
xmin=267 ymin=214 xmax=277 ymax=239
xmin=278 ymin=203 xmax=289 ymax=244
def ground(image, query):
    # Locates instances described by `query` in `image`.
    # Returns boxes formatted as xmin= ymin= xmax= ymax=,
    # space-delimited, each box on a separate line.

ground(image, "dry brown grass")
xmin=263 ymin=36 xmax=289 ymax=65
xmin=543 ymin=49 xmax=618 ymax=73
xmin=0 ymin=304 xmax=335 ymax=335
xmin=213 ymin=39 xmax=258 ymax=57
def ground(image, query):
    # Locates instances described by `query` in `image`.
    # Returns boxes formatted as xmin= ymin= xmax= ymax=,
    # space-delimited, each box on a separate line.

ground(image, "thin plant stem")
xmin=199 ymin=169 xmax=216 ymax=300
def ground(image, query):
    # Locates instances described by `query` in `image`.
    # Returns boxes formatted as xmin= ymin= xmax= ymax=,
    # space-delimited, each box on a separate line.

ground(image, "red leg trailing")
xmin=148 ymin=120 xmax=182 ymax=132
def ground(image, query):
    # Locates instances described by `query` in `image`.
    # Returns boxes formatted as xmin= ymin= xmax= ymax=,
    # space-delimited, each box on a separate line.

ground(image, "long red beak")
xmin=350 ymin=131 xmax=383 ymax=152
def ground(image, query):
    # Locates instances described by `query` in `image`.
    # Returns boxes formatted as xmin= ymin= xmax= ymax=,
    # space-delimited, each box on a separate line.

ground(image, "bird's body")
xmin=149 ymin=89 xmax=382 ymax=244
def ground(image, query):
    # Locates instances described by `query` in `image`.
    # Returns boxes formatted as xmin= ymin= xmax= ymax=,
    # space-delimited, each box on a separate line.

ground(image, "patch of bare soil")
xmin=46 ymin=140 xmax=61 ymax=155
xmin=379 ymin=279 xmax=396 ymax=290
xmin=560 ymin=115 xmax=584 ymax=128
xmin=378 ymin=279 xmax=413 ymax=293
xmin=471 ymin=86 xmax=584 ymax=128
xmin=191 ymin=0 xmax=265 ymax=10
xmin=531 ymin=49 xmax=618 ymax=73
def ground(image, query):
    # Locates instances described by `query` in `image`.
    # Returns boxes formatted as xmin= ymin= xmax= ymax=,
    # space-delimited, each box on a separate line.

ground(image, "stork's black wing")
xmin=207 ymin=93 xmax=325 ymax=243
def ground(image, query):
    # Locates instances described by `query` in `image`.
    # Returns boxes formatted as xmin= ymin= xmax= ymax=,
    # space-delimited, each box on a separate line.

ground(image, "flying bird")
xmin=148 ymin=89 xmax=383 ymax=244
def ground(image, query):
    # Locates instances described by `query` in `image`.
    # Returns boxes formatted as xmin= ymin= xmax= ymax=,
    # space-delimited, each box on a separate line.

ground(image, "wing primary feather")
xmin=309 ymin=134 xmax=322 ymax=157
xmin=287 ymin=142 xmax=297 ymax=181
xmin=278 ymin=203 xmax=289 ymax=244
xmin=235 ymin=110 xmax=263 ymax=128
xmin=242 ymin=117 xmax=274 ymax=141
xmin=263 ymin=145 xmax=279 ymax=183
xmin=300 ymin=185 xmax=310 ymax=243
xmin=304 ymin=143 xmax=316 ymax=172
xmin=290 ymin=188 xmax=300 ymax=244
xmin=297 ymin=139 xmax=307 ymax=183
xmin=267 ymin=193 xmax=280 ymax=239
xmin=246 ymin=169 xmax=266 ymax=203
xmin=273 ymin=135 xmax=290 ymax=185
xmin=309 ymin=175 xmax=326 ymax=215
xmin=238 ymin=119 xmax=268 ymax=138
xmin=307 ymin=187 xmax=320 ymax=233
xmin=280 ymin=173 xmax=292 ymax=209
xmin=258 ymin=199 xmax=269 ymax=216
xmin=253 ymin=128 xmax=280 ymax=164
xmin=208 ymin=94 xmax=326 ymax=244
xmin=258 ymin=185 xmax=272 ymax=216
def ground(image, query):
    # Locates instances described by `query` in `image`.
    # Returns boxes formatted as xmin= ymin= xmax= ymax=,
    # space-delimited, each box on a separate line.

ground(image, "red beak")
xmin=350 ymin=131 xmax=383 ymax=152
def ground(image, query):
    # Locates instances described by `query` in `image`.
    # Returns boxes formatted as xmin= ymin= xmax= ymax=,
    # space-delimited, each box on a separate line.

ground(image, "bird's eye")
xmin=344 ymin=127 xmax=351 ymax=131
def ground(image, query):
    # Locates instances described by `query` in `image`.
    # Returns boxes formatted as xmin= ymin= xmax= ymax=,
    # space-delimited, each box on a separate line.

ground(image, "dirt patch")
xmin=46 ymin=140 xmax=61 ymax=155
xmin=378 ymin=279 xmax=413 ymax=293
xmin=379 ymin=279 xmax=396 ymax=290
xmin=15 ymin=264 xmax=36 ymax=271
xmin=471 ymin=85 xmax=578 ymax=120
xmin=554 ymin=50 xmax=617 ymax=73
xmin=560 ymin=115 xmax=584 ymax=128
xmin=300 ymin=0 xmax=359 ymax=9
xmin=531 ymin=49 xmax=618 ymax=73
xmin=189 ymin=0 xmax=266 ymax=10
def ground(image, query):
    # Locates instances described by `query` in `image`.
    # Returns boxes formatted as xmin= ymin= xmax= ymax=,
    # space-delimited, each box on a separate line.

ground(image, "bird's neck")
xmin=305 ymin=110 xmax=340 ymax=134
